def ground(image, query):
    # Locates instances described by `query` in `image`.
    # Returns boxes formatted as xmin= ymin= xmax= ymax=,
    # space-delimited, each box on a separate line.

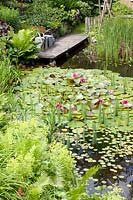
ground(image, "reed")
xmin=96 ymin=17 xmax=133 ymax=66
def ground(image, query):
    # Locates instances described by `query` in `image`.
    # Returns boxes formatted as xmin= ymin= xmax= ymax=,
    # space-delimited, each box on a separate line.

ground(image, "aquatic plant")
xmin=9 ymin=67 xmax=133 ymax=198
xmin=96 ymin=17 xmax=133 ymax=65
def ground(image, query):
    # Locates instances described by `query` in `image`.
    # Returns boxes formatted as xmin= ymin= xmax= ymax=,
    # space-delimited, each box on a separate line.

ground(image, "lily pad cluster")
xmin=13 ymin=67 xmax=133 ymax=196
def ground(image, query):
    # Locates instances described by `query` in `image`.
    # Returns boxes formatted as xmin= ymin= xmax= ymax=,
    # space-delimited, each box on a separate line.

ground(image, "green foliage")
xmin=96 ymin=17 xmax=133 ymax=65
xmin=72 ymin=22 xmax=85 ymax=33
xmin=68 ymin=166 xmax=99 ymax=200
xmin=24 ymin=1 xmax=62 ymax=29
xmin=6 ymin=29 xmax=38 ymax=64
xmin=0 ymin=5 xmax=20 ymax=31
xmin=51 ymin=0 xmax=77 ymax=11
xmin=24 ymin=0 xmax=99 ymax=33
xmin=76 ymin=1 xmax=91 ymax=18
xmin=0 ymin=119 xmax=76 ymax=199
xmin=0 ymin=38 xmax=7 ymax=61
xmin=0 ymin=58 xmax=21 ymax=93
xmin=102 ymin=187 xmax=126 ymax=200
xmin=50 ymin=142 xmax=75 ymax=191
xmin=0 ymin=0 xmax=17 ymax=8
xmin=112 ymin=0 xmax=133 ymax=15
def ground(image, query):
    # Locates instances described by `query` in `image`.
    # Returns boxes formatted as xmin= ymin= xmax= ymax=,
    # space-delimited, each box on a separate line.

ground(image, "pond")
xmin=59 ymin=49 xmax=133 ymax=199
xmin=60 ymin=49 xmax=133 ymax=78
xmin=14 ymin=59 xmax=133 ymax=199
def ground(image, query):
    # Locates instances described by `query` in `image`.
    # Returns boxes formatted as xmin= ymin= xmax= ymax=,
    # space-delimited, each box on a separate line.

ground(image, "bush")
xmin=0 ymin=0 xmax=17 ymax=8
xmin=24 ymin=1 xmax=62 ymax=29
xmin=6 ymin=29 xmax=38 ymax=64
xmin=0 ymin=5 xmax=20 ymax=31
xmin=76 ymin=1 xmax=91 ymax=19
xmin=112 ymin=0 xmax=133 ymax=15
xmin=50 ymin=0 xmax=77 ymax=11
xmin=0 ymin=119 xmax=76 ymax=200
xmin=24 ymin=0 xmax=79 ymax=31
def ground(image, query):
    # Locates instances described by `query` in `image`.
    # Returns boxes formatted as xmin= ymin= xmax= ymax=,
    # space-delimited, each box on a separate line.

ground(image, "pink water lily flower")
xmin=108 ymin=90 xmax=114 ymax=95
xmin=55 ymin=103 xmax=63 ymax=111
xmin=72 ymin=106 xmax=77 ymax=111
xmin=121 ymin=99 xmax=129 ymax=105
xmin=18 ymin=187 xmax=24 ymax=196
xmin=72 ymin=73 xmax=79 ymax=79
xmin=80 ymin=77 xmax=87 ymax=83
xmin=97 ymin=98 xmax=104 ymax=104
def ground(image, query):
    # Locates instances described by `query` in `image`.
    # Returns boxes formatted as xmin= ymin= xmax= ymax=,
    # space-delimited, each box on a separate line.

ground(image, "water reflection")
xmin=60 ymin=50 xmax=133 ymax=77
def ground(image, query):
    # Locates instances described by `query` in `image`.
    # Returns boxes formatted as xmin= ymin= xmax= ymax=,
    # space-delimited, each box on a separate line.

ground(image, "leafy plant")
xmin=76 ymin=1 xmax=91 ymax=19
xmin=102 ymin=187 xmax=126 ymax=200
xmin=0 ymin=119 xmax=76 ymax=199
xmin=51 ymin=0 xmax=77 ymax=11
xmin=6 ymin=29 xmax=38 ymax=64
xmin=0 ymin=5 xmax=20 ymax=31
xmin=0 ymin=58 xmax=21 ymax=93
xmin=68 ymin=166 xmax=99 ymax=200
xmin=0 ymin=0 xmax=17 ymax=7
xmin=112 ymin=0 xmax=133 ymax=15
xmin=24 ymin=1 xmax=62 ymax=29
xmin=96 ymin=17 xmax=133 ymax=65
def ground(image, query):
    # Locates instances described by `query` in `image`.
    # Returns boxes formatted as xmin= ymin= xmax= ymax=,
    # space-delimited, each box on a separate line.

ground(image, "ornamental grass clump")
xmin=96 ymin=17 xmax=133 ymax=65
xmin=0 ymin=58 xmax=21 ymax=93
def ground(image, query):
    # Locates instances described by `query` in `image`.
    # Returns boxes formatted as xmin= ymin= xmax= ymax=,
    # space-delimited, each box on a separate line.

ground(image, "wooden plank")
xmin=38 ymin=34 xmax=88 ymax=60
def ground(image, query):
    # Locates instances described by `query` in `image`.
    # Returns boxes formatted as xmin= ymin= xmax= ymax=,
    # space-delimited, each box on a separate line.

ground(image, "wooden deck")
xmin=38 ymin=34 xmax=88 ymax=62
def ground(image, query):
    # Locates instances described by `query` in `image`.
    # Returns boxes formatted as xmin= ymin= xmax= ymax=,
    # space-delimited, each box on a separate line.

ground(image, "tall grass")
xmin=0 ymin=58 xmax=21 ymax=94
xmin=96 ymin=17 xmax=133 ymax=65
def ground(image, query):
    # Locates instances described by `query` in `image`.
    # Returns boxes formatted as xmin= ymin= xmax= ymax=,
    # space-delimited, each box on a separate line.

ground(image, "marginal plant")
xmin=96 ymin=17 xmax=133 ymax=66
xmin=114 ymin=99 xmax=119 ymax=117
xmin=68 ymin=166 xmax=99 ymax=200
xmin=0 ymin=58 xmax=21 ymax=93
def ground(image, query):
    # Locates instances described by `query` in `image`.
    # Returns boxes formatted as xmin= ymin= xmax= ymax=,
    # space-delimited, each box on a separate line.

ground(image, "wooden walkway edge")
xmin=38 ymin=34 xmax=88 ymax=63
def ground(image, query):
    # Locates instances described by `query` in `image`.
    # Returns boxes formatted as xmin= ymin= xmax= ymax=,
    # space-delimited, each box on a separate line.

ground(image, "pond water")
xmin=20 ymin=60 xmax=133 ymax=199
xmin=70 ymin=142 xmax=133 ymax=200
xmin=60 ymin=50 xmax=133 ymax=77
xmin=60 ymin=49 xmax=133 ymax=199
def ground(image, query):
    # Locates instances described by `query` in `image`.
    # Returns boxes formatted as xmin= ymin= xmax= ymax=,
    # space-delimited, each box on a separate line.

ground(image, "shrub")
xmin=0 ymin=119 xmax=76 ymax=200
xmin=51 ymin=0 xmax=77 ymax=11
xmin=0 ymin=5 xmax=20 ymax=31
xmin=76 ymin=1 xmax=91 ymax=19
xmin=6 ymin=29 xmax=38 ymax=64
xmin=24 ymin=1 xmax=62 ymax=29
xmin=112 ymin=0 xmax=133 ymax=15
xmin=0 ymin=0 xmax=17 ymax=8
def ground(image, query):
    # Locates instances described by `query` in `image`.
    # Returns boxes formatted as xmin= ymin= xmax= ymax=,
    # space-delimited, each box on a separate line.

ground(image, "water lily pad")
xmin=68 ymin=120 xmax=84 ymax=128
xmin=72 ymin=128 xmax=84 ymax=134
